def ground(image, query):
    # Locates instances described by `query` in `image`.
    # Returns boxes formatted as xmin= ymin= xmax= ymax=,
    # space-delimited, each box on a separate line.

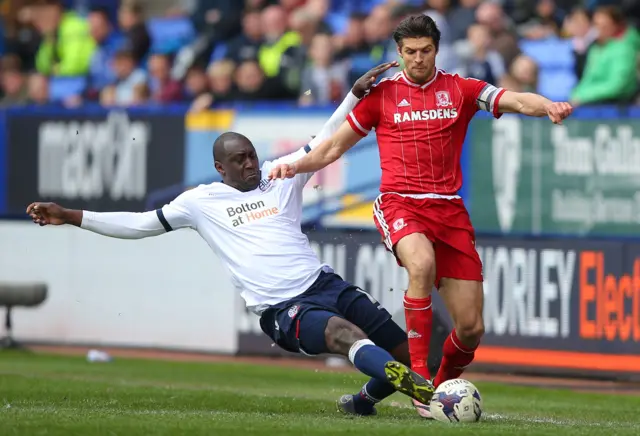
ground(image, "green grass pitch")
xmin=1 ymin=351 xmax=639 ymax=435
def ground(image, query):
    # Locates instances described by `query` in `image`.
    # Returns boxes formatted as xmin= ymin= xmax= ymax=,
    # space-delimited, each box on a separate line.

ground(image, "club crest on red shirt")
xmin=435 ymin=90 xmax=452 ymax=107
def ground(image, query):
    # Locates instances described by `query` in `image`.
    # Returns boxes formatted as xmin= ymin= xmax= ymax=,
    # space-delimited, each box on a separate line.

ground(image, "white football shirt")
xmin=159 ymin=150 xmax=332 ymax=314
xmin=79 ymin=91 xmax=360 ymax=314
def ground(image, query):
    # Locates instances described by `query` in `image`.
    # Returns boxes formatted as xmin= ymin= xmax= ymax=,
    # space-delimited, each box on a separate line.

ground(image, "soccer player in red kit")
xmin=269 ymin=14 xmax=573 ymax=417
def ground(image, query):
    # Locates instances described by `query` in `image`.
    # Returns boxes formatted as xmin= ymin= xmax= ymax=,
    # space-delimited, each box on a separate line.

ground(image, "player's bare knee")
xmin=455 ymin=316 xmax=485 ymax=346
xmin=324 ymin=317 xmax=368 ymax=356
xmin=405 ymin=258 xmax=435 ymax=295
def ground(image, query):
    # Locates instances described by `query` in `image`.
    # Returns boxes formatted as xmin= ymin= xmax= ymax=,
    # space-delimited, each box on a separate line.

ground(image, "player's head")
xmin=392 ymin=14 xmax=440 ymax=84
xmin=213 ymin=132 xmax=261 ymax=192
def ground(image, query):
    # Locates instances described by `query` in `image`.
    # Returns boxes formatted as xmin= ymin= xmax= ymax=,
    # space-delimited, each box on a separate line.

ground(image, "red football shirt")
xmin=347 ymin=70 xmax=506 ymax=195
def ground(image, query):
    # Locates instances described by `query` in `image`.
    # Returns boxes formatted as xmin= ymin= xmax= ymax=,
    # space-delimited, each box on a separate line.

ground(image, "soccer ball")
xmin=429 ymin=378 xmax=483 ymax=423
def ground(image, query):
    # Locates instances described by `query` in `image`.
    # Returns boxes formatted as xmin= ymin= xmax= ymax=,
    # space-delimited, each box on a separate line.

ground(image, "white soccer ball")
xmin=430 ymin=378 xmax=483 ymax=423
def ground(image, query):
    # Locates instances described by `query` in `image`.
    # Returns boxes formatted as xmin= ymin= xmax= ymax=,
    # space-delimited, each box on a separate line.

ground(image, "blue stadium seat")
xmin=520 ymin=38 xmax=577 ymax=102
xmin=520 ymin=38 xmax=575 ymax=70
xmin=326 ymin=13 xmax=349 ymax=35
xmin=147 ymin=17 xmax=196 ymax=54
xmin=538 ymin=70 xmax=576 ymax=101
xmin=49 ymin=76 xmax=87 ymax=102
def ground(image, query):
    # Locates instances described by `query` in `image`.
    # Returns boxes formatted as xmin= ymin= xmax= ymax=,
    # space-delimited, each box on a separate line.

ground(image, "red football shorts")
xmin=372 ymin=193 xmax=483 ymax=288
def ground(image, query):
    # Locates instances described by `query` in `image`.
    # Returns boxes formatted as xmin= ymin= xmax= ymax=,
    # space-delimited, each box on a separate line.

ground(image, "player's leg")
xmin=336 ymin=286 xmax=415 ymax=415
xmin=320 ymin=315 xmax=433 ymax=405
xmin=433 ymin=277 xmax=484 ymax=387
xmin=373 ymin=195 xmax=436 ymax=381
xmin=394 ymin=233 xmax=436 ymax=380
xmin=430 ymin=201 xmax=485 ymax=387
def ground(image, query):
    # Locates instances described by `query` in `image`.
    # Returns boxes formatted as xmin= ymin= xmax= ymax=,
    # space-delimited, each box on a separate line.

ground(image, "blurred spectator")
xmin=85 ymin=7 xmax=126 ymax=99
xmin=448 ymin=0 xmax=481 ymax=42
xmin=184 ymin=63 xmax=210 ymax=100
xmin=563 ymin=7 xmax=597 ymax=80
xmin=458 ymin=24 xmax=505 ymax=85
xmin=0 ymin=55 xmax=28 ymax=106
xmin=498 ymin=73 xmax=522 ymax=91
xmin=286 ymin=7 xmax=328 ymax=93
xmin=517 ymin=0 xmax=565 ymax=40
xmin=571 ymin=6 xmax=640 ymax=106
xmin=475 ymin=2 xmax=520 ymax=67
xmin=131 ymin=81 xmax=150 ymax=106
xmin=280 ymin=0 xmax=306 ymax=17
xmin=188 ymin=59 xmax=235 ymax=112
xmin=334 ymin=13 xmax=367 ymax=59
xmin=191 ymin=0 xmax=243 ymax=47
xmin=230 ymin=59 xmax=289 ymax=101
xmin=4 ymin=1 xmax=42 ymax=72
xmin=33 ymin=0 xmax=96 ymax=76
xmin=27 ymin=72 xmax=49 ymax=104
xmin=211 ymin=10 xmax=263 ymax=64
xmin=422 ymin=1 xmax=461 ymax=73
xmin=148 ymin=53 xmax=183 ymax=103
xmin=299 ymin=33 xmax=348 ymax=106
xmin=208 ymin=59 xmax=234 ymax=101
xmin=118 ymin=0 xmax=151 ymax=64
xmin=258 ymin=5 xmax=302 ymax=81
xmin=102 ymin=48 xmax=148 ymax=106
xmin=508 ymin=54 xmax=539 ymax=92
xmin=350 ymin=4 xmax=393 ymax=80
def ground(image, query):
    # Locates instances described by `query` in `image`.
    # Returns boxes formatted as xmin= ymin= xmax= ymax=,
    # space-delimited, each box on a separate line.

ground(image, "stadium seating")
xmin=520 ymin=37 xmax=577 ymax=102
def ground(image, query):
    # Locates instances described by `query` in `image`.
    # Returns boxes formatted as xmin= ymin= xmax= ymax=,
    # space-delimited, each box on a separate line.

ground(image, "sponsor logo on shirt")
xmin=226 ymin=199 xmax=280 ymax=227
xmin=393 ymin=108 xmax=458 ymax=123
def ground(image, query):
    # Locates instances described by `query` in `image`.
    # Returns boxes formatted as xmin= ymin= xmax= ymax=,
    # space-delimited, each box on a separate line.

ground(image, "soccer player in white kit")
xmin=27 ymin=64 xmax=435 ymax=416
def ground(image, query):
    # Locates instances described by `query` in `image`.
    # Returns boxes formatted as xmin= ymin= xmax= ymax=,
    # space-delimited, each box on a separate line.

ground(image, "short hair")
xmin=392 ymin=14 xmax=441 ymax=49
xmin=595 ymin=5 xmax=625 ymax=26
xmin=89 ymin=6 xmax=110 ymax=19
xmin=213 ymin=132 xmax=250 ymax=161
xmin=120 ymin=0 xmax=144 ymax=15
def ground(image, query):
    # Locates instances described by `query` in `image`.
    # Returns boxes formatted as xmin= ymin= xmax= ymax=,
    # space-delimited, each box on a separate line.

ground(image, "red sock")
xmin=433 ymin=330 xmax=477 ymax=387
xmin=403 ymin=294 xmax=433 ymax=379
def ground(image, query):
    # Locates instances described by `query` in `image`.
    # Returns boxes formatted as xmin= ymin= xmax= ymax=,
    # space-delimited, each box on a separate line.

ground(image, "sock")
xmin=351 ymin=378 xmax=396 ymax=413
xmin=433 ymin=329 xmax=478 ymax=388
xmin=403 ymin=294 xmax=433 ymax=379
xmin=348 ymin=339 xmax=396 ymax=381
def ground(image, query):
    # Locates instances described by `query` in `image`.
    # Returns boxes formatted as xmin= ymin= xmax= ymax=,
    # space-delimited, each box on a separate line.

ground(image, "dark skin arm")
xmin=26 ymin=202 xmax=83 ymax=227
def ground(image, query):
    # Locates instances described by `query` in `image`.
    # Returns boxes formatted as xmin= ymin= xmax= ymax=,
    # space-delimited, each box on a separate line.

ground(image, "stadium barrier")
xmin=3 ymin=221 xmax=639 ymax=380
xmin=2 ymin=104 xmax=640 ymax=235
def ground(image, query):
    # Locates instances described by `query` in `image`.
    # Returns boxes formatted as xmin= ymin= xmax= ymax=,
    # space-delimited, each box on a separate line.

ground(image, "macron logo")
xmin=397 ymin=99 xmax=410 ymax=107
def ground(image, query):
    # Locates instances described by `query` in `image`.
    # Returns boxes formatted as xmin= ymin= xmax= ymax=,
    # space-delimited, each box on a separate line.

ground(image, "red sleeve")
xmin=456 ymin=76 xmax=506 ymax=119
xmin=346 ymin=87 xmax=381 ymax=137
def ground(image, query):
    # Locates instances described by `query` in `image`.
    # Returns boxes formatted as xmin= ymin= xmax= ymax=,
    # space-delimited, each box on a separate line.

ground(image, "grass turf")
xmin=0 ymin=351 xmax=639 ymax=435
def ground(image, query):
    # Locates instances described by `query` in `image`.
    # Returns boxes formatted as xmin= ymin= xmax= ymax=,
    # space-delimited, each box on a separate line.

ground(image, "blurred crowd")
xmin=0 ymin=0 xmax=639 ymax=111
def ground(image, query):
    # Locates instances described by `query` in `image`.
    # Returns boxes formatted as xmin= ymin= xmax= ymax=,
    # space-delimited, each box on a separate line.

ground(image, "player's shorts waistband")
xmin=378 ymin=192 xmax=461 ymax=200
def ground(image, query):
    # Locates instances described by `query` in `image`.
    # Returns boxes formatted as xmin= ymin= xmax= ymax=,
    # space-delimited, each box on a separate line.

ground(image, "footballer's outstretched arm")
xmin=27 ymin=195 xmax=194 ymax=239
xmin=497 ymin=90 xmax=573 ymax=124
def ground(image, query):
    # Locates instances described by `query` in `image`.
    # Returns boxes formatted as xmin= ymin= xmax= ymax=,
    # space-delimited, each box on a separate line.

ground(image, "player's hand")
xmin=352 ymin=61 xmax=400 ymax=99
xmin=545 ymin=102 xmax=573 ymax=124
xmin=26 ymin=202 xmax=68 ymax=226
xmin=268 ymin=163 xmax=298 ymax=180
